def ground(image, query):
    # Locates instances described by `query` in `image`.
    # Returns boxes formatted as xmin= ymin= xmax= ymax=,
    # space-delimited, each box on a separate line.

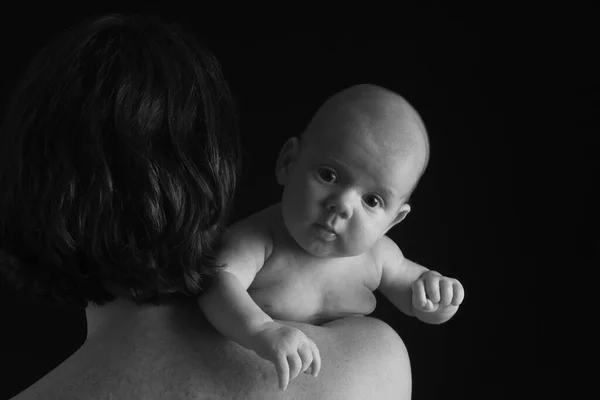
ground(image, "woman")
xmin=0 ymin=13 xmax=411 ymax=399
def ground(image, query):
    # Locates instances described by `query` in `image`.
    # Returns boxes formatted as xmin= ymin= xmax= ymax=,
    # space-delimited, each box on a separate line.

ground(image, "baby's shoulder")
xmin=369 ymin=235 xmax=403 ymax=267
xmin=221 ymin=205 xmax=277 ymax=255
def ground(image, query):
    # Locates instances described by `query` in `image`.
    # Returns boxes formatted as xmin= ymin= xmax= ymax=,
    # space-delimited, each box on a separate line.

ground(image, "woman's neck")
xmin=85 ymin=295 xmax=200 ymax=341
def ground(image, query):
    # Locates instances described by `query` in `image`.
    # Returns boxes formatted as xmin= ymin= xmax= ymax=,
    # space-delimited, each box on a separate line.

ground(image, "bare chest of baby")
xmin=248 ymin=245 xmax=381 ymax=325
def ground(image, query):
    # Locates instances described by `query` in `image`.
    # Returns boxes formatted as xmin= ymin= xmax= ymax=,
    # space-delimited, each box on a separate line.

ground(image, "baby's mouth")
xmin=314 ymin=223 xmax=337 ymax=241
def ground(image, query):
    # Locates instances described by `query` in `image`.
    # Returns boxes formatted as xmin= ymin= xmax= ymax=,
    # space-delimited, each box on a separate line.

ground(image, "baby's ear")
xmin=385 ymin=204 xmax=411 ymax=234
xmin=275 ymin=137 xmax=300 ymax=185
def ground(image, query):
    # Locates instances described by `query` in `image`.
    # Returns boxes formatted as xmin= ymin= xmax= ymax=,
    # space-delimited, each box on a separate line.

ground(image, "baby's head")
xmin=276 ymin=84 xmax=429 ymax=258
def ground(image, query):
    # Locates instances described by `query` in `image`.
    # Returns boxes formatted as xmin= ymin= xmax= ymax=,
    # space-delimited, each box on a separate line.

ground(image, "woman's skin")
xmin=11 ymin=297 xmax=411 ymax=399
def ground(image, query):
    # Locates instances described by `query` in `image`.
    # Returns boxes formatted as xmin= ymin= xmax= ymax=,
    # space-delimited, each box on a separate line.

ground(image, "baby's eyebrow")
xmin=377 ymin=186 xmax=396 ymax=199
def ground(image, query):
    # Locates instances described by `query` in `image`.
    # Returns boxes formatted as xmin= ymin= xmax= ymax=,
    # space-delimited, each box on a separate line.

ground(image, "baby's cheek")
xmin=306 ymin=180 xmax=328 ymax=205
xmin=288 ymin=180 xmax=313 ymax=216
xmin=341 ymin=230 xmax=371 ymax=256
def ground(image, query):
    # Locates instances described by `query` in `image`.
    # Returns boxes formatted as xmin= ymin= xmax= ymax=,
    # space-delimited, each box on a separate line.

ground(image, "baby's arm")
xmin=376 ymin=236 xmax=464 ymax=324
xmin=199 ymin=225 xmax=271 ymax=347
xmin=198 ymin=223 xmax=320 ymax=391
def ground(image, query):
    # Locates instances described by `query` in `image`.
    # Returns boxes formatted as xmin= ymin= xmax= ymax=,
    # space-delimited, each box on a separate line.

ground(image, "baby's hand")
xmin=251 ymin=321 xmax=321 ymax=391
xmin=412 ymin=270 xmax=465 ymax=313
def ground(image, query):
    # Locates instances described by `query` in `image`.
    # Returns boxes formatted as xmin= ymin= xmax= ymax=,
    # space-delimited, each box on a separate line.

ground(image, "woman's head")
xmin=0 ymin=14 xmax=240 ymax=309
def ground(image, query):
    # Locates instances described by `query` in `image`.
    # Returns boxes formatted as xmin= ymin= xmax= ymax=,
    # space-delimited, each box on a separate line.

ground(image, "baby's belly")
xmin=248 ymin=277 xmax=377 ymax=325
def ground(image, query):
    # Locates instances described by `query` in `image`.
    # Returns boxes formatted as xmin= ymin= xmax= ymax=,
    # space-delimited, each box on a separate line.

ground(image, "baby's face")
xmin=279 ymin=109 xmax=426 ymax=258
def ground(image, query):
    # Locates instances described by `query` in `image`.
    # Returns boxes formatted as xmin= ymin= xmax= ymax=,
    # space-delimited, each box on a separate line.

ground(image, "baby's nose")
xmin=326 ymin=192 xmax=354 ymax=218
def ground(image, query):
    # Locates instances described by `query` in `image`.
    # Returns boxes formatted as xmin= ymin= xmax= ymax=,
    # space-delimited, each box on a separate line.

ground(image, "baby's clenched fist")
xmin=412 ymin=270 xmax=464 ymax=313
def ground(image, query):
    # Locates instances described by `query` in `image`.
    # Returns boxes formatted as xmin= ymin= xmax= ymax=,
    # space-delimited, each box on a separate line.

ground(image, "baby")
xmin=199 ymin=84 xmax=465 ymax=391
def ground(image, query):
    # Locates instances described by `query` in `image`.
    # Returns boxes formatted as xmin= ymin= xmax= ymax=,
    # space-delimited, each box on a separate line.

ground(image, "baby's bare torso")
xmin=246 ymin=205 xmax=383 ymax=325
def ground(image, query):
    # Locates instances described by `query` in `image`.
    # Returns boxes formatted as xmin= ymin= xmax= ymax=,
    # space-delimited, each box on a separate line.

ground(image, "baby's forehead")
xmin=311 ymin=108 xmax=422 ymax=159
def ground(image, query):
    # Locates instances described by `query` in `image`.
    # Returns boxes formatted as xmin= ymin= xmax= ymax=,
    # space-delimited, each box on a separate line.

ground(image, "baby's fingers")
xmin=300 ymin=342 xmax=321 ymax=378
xmin=425 ymin=274 xmax=441 ymax=303
xmin=412 ymin=279 xmax=427 ymax=309
xmin=427 ymin=298 xmax=439 ymax=311
xmin=310 ymin=341 xmax=321 ymax=377
xmin=452 ymin=281 xmax=465 ymax=306
xmin=287 ymin=352 xmax=303 ymax=386
xmin=275 ymin=354 xmax=290 ymax=391
xmin=298 ymin=345 xmax=314 ymax=375
xmin=440 ymin=279 xmax=454 ymax=306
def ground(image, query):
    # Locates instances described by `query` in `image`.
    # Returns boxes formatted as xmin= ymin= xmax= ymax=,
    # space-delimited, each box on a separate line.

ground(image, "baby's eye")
xmin=363 ymin=195 xmax=382 ymax=208
xmin=317 ymin=168 xmax=338 ymax=184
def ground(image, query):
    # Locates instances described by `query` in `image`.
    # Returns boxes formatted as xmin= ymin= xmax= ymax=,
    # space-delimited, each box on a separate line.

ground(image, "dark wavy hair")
xmin=0 ymin=13 xmax=241 ymax=309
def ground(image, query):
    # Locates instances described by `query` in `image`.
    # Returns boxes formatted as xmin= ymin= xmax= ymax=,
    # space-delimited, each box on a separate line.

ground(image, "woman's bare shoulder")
xmin=292 ymin=316 xmax=412 ymax=399
xmin=10 ymin=316 xmax=410 ymax=400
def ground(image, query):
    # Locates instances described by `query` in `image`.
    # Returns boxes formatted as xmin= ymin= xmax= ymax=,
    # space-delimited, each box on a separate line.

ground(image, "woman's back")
xmin=11 ymin=301 xmax=411 ymax=400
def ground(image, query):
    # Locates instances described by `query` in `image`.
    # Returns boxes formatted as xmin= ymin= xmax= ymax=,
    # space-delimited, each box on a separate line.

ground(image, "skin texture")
xmin=10 ymin=298 xmax=412 ymax=400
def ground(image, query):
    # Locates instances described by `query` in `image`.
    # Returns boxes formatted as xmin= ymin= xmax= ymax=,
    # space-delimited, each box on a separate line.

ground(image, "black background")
xmin=1 ymin=4 xmax=595 ymax=400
